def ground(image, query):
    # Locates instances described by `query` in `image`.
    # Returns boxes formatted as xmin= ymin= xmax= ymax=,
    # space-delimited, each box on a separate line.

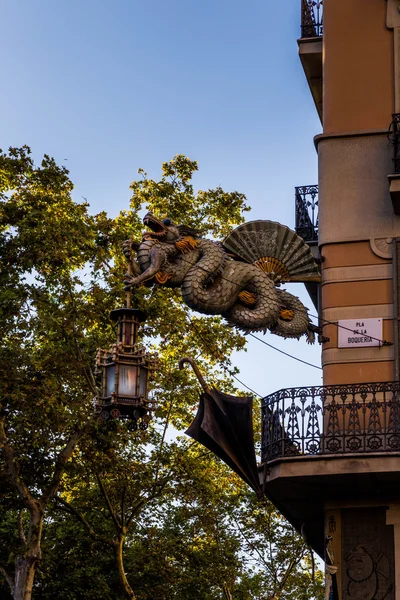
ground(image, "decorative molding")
xmin=322 ymin=264 xmax=392 ymax=284
xmin=342 ymin=509 xmax=394 ymax=600
xmin=322 ymin=345 xmax=394 ymax=366
xmin=322 ymin=304 xmax=394 ymax=321
xmin=370 ymin=237 xmax=393 ymax=259
xmin=314 ymin=129 xmax=388 ymax=150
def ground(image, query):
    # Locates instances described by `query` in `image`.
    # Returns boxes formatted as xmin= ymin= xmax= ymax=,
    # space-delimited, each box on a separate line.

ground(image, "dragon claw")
xmin=280 ymin=309 xmax=295 ymax=321
xmin=238 ymin=290 xmax=256 ymax=305
xmin=123 ymin=277 xmax=134 ymax=287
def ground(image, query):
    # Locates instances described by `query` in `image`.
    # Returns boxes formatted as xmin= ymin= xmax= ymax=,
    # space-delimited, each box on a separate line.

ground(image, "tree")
xmin=0 ymin=146 xmax=106 ymax=599
xmin=43 ymin=154 xmax=252 ymax=599
xmin=0 ymin=149 xmax=248 ymax=599
xmin=0 ymin=148 xmax=323 ymax=599
xmin=228 ymin=490 xmax=324 ymax=599
xmin=36 ymin=446 xmax=324 ymax=600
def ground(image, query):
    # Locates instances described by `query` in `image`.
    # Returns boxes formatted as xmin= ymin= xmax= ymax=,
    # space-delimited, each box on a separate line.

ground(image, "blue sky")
xmin=2 ymin=0 xmax=322 ymax=397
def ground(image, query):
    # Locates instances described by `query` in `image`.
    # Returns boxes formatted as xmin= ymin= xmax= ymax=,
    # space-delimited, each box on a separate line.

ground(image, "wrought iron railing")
xmin=261 ymin=382 xmax=400 ymax=463
xmin=295 ymin=185 xmax=318 ymax=243
xmin=301 ymin=0 xmax=323 ymax=38
xmin=388 ymin=114 xmax=400 ymax=174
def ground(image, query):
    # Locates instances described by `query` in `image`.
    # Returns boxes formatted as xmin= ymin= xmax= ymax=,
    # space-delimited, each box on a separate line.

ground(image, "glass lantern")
xmin=95 ymin=308 xmax=157 ymax=430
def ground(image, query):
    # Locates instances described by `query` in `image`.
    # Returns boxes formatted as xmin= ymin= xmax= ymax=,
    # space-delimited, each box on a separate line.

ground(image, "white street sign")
xmin=338 ymin=318 xmax=382 ymax=348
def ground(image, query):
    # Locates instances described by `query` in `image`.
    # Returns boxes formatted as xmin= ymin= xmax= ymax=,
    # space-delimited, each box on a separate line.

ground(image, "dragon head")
xmin=142 ymin=213 xmax=201 ymax=244
xmin=142 ymin=213 xmax=180 ymax=242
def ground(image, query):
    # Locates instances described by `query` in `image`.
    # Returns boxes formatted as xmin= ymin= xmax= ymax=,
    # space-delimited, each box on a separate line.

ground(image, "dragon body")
xmin=123 ymin=214 xmax=317 ymax=343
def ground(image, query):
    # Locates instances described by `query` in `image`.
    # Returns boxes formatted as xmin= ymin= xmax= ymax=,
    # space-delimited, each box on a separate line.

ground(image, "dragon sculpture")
xmin=123 ymin=213 xmax=321 ymax=343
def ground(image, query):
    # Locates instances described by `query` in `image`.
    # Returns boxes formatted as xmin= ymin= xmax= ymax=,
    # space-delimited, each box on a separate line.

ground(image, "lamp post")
xmin=94 ymin=252 xmax=157 ymax=430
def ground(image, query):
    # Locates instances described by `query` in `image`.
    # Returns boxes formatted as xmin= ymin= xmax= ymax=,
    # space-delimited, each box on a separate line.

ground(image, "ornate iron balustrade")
xmin=261 ymin=382 xmax=400 ymax=463
xmin=389 ymin=114 xmax=400 ymax=174
xmin=301 ymin=0 xmax=323 ymax=38
xmin=295 ymin=185 xmax=318 ymax=243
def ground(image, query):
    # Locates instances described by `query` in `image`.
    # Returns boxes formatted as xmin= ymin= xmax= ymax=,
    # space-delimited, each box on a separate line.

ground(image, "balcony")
xmin=260 ymin=382 xmax=400 ymax=556
xmin=295 ymin=185 xmax=319 ymax=309
xmin=262 ymin=382 xmax=400 ymax=463
xmin=298 ymin=1 xmax=323 ymax=121
xmin=295 ymin=185 xmax=318 ymax=244
xmin=301 ymin=0 xmax=323 ymax=38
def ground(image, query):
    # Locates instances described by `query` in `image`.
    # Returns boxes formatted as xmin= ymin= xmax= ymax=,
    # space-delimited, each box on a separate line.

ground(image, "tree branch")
xmin=96 ymin=473 xmax=121 ymax=531
xmin=222 ymin=583 xmax=233 ymax=600
xmin=40 ymin=421 xmax=93 ymax=507
xmin=54 ymin=496 xmax=114 ymax=548
xmin=80 ymin=362 xmax=99 ymax=397
xmin=18 ymin=509 xmax=27 ymax=545
xmin=124 ymin=497 xmax=147 ymax=531
xmin=214 ymin=517 xmax=234 ymax=600
xmin=0 ymin=565 xmax=14 ymax=595
xmin=65 ymin=277 xmax=99 ymax=396
xmin=235 ymin=519 xmax=275 ymax=578
xmin=151 ymin=381 xmax=174 ymax=492
xmin=125 ymin=476 xmax=170 ymax=531
xmin=0 ymin=417 xmax=34 ymax=509
xmin=275 ymin=545 xmax=306 ymax=598
xmin=120 ymin=486 xmax=127 ymax=529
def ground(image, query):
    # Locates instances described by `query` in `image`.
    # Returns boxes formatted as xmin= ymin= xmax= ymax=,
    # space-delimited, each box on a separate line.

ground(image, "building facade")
xmin=261 ymin=1 xmax=400 ymax=598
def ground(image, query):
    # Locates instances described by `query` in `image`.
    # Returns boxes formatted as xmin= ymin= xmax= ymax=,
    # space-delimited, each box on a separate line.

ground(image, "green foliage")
xmin=0 ymin=148 xmax=323 ymax=599
xmin=130 ymin=154 xmax=250 ymax=238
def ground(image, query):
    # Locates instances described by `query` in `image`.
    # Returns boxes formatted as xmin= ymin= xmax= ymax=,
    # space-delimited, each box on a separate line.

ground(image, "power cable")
xmin=187 ymin=312 xmax=320 ymax=405
xmin=248 ymin=333 xmax=322 ymax=370
xmin=229 ymin=373 xmax=263 ymax=398
xmin=187 ymin=316 xmax=264 ymax=397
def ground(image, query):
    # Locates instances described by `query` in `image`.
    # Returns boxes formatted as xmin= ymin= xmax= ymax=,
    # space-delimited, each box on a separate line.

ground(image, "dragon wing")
xmin=222 ymin=220 xmax=321 ymax=283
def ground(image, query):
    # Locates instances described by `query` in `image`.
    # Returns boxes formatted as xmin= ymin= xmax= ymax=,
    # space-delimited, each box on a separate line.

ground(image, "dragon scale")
xmin=181 ymin=240 xmax=281 ymax=328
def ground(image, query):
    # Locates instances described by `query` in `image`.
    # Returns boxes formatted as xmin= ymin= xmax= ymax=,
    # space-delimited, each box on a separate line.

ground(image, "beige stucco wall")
xmin=323 ymin=0 xmax=393 ymax=133
xmin=322 ymin=279 xmax=392 ymax=309
xmin=323 ymin=360 xmax=394 ymax=385
xmin=322 ymin=241 xmax=390 ymax=268
xmin=320 ymin=241 xmax=394 ymax=385
xmin=287 ymin=3 xmax=400 ymax=590
xmin=317 ymin=133 xmax=400 ymax=246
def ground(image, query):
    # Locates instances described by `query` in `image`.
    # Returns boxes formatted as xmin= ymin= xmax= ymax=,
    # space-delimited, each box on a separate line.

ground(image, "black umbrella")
xmin=180 ymin=358 xmax=262 ymax=496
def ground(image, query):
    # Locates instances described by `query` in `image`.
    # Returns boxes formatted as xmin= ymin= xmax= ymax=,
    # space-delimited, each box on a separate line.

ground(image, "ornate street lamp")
xmin=94 ymin=257 xmax=157 ymax=430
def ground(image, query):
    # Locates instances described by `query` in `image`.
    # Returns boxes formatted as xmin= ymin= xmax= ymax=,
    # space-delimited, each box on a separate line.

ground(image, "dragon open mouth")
xmin=143 ymin=213 xmax=167 ymax=239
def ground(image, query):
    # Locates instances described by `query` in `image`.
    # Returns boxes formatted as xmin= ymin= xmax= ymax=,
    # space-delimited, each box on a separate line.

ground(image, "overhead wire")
xmin=248 ymin=333 xmax=322 ymax=370
xmin=229 ymin=374 xmax=263 ymax=398
xmin=187 ymin=315 xmax=264 ymax=397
